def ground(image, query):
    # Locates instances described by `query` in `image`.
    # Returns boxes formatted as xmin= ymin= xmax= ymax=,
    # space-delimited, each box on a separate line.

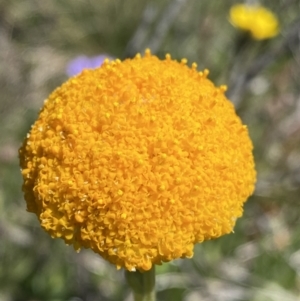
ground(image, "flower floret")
xmin=19 ymin=49 xmax=256 ymax=271
xmin=230 ymin=4 xmax=279 ymax=40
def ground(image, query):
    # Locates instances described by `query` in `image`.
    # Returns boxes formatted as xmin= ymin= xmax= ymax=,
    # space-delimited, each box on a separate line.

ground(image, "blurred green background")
xmin=1 ymin=0 xmax=300 ymax=300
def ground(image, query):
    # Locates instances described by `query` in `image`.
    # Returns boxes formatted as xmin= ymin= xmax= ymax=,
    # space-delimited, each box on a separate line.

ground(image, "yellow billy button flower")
xmin=19 ymin=49 xmax=256 ymax=271
xmin=229 ymin=4 xmax=279 ymax=40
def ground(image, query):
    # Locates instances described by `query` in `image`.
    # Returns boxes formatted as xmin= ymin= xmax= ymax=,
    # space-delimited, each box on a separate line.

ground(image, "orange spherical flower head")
xmin=229 ymin=4 xmax=279 ymax=40
xmin=19 ymin=49 xmax=256 ymax=271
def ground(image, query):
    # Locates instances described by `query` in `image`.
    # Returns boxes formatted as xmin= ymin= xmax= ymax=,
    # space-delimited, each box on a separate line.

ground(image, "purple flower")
xmin=66 ymin=54 xmax=114 ymax=77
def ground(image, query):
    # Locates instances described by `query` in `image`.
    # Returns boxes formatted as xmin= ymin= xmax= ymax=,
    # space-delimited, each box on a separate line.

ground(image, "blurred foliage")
xmin=1 ymin=0 xmax=300 ymax=300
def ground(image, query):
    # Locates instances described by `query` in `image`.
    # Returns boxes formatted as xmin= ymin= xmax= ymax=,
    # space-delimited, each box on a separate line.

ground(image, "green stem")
xmin=125 ymin=266 xmax=156 ymax=301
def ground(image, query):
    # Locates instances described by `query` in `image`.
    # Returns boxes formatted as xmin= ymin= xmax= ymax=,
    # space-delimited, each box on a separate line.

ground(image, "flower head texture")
xmin=229 ymin=4 xmax=279 ymax=40
xmin=19 ymin=50 xmax=256 ymax=271
xmin=66 ymin=54 xmax=114 ymax=77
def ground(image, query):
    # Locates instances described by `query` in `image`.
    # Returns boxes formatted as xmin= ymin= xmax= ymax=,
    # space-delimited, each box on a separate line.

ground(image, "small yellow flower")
xmin=229 ymin=4 xmax=279 ymax=40
xmin=19 ymin=50 xmax=256 ymax=271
